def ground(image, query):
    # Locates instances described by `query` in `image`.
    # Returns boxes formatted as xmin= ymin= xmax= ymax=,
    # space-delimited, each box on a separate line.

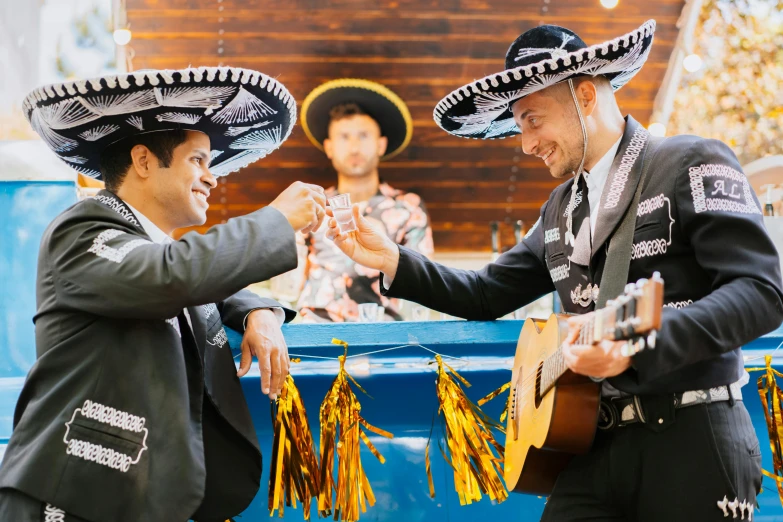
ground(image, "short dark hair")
xmin=99 ymin=130 xmax=189 ymax=191
xmin=328 ymin=102 xmax=373 ymax=126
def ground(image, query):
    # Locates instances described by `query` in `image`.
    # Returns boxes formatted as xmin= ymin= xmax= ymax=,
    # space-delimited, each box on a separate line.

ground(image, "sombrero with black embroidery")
xmin=22 ymin=66 xmax=297 ymax=179
xmin=300 ymin=79 xmax=413 ymax=160
xmin=434 ymin=20 xmax=656 ymax=140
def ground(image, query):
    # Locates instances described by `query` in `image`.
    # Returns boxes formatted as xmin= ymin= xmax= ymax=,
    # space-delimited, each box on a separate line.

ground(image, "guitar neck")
xmin=539 ymin=274 xmax=663 ymax=396
xmin=539 ymin=313 xmax=598 ymax=395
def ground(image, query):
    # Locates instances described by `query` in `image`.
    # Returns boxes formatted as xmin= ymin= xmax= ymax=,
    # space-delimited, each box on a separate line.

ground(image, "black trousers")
xmin=541 ymin=401 xmax=762 ymax=521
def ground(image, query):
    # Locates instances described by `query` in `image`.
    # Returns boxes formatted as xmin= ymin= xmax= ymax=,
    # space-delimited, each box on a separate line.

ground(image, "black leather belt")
xmin=597 ymin=381 xmax=744 ymax=431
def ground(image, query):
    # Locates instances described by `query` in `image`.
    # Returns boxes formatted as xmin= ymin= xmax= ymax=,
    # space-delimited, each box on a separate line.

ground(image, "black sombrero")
xmin=434 ymin=20 xmax=656 ymax=140
xmin=300 ymin=79 xmax=413 ymax=160
xmin=23 ymin=66 xmax=297 ymax=179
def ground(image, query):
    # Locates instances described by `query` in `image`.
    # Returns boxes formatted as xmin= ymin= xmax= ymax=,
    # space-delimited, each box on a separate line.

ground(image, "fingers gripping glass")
xmin=328 ymin=193 xmax=357 ymax=234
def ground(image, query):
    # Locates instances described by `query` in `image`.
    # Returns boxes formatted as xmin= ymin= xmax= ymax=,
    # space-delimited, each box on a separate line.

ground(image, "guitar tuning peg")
xmin=652 ymin=271 xmax=662 ymax=281
xmin=624 ymin=283 xmax=635 ymax=294
xmin=646 ymin=330 xmax=657 ymax=349
xmin=635 ymin=278 xmax=648 ymax=289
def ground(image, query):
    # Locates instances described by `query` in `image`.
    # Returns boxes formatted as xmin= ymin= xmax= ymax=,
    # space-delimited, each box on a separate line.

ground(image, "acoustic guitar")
xmin=504 ymin=272 xmax=664 ymax=494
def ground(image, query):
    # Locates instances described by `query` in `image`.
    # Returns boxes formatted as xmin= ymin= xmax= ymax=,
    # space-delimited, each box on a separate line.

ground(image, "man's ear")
xmin=377 ymin=136 xmax=388 ymax=157
xmin=130 ymin=144 xmax=152 ymax=180
xmin=577 ymin=80 xmax=599 ymax=118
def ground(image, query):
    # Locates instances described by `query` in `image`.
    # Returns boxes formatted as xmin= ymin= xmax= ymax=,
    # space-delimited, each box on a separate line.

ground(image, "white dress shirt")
xmin=584 ymin=136 xmax=622 ymax=237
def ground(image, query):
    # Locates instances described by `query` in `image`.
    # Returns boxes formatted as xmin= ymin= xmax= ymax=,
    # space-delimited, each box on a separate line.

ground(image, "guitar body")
xmin=504 ymin=314 xmax=601 ymax=495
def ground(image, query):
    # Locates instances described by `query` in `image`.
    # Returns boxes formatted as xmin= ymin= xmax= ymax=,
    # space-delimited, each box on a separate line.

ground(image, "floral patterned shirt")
xmin=297 ymin=183 xmax=434 ymax=322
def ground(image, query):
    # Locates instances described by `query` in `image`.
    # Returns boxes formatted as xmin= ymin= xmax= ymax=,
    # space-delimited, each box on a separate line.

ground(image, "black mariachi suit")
xmin=384 ymin=117 xmax=783 ymax=520
xmin=0 ymin=191 xmax=298 ymax=522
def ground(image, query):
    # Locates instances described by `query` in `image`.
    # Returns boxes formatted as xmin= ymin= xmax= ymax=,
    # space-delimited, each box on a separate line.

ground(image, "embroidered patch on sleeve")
xmin=688 ymin=164 xmax=762 ymax=215
xmin=63 ymin=399 xmax=148 ymax=473
xmin=87 ymin=229 xmax=152 ymax=264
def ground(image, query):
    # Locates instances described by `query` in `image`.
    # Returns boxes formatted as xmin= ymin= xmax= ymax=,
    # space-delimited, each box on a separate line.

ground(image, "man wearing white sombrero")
xmin=0 ymin=67 xmax=326 ymax=521
xmin=327 ymin=21 xmax=782 ymax=520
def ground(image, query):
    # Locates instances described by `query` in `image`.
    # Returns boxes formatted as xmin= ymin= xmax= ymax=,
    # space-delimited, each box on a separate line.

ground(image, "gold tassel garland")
xmin=268 ymin=370 xmax=320 ymax=519
xmin=749 ymin=354 xmax=783 ymax=508
xmin=425 ymin=355 xmax=509 ymax=505
xmin=318 ymin=339 xmax=394 ymax=521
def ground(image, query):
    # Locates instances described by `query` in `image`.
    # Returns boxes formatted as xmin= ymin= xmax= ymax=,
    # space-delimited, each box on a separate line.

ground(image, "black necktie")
xmin=568 ymin=173 xmax=591 ymax=267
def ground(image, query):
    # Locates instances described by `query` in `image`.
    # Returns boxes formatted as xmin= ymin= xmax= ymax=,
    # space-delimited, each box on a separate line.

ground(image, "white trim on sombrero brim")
xmin=433 ymin=20 xmax=656 ymax=140
xmin=23 ymin=66 xmax=298 ymax=178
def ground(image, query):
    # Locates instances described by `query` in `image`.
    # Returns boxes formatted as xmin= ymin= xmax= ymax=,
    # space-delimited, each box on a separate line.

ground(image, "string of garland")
xmin=264 ymin=341 xmax=511 ymax=519
xmin=317 ymin=339 xmax=394 ymax=521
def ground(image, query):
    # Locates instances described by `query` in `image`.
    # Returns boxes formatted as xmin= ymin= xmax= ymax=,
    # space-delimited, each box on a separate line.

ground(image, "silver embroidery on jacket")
xmin=87 ymin=229 xmax=151 ymax=263
xmin=64 ymin=399 xmax=149 ymax=473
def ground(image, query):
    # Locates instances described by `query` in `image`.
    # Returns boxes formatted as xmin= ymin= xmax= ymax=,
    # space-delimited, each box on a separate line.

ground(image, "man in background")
xmin=294 ymin=79 xmax=433 ymax=322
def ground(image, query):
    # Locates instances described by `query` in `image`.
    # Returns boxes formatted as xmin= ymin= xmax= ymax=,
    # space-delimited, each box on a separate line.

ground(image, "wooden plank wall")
xmin=127 ymin=0 xmax=683 ymax=252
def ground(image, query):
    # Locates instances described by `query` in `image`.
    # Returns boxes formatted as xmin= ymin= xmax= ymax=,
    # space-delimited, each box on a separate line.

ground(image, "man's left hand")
xmin=561 ymin=314 xmax=632 ymax=378
xmin=237 ymin=309 xmax=290 ymax=400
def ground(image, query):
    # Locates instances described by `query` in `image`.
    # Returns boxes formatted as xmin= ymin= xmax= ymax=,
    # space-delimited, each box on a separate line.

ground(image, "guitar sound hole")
xmin=534 ymin=361 xmax=544 ymax=409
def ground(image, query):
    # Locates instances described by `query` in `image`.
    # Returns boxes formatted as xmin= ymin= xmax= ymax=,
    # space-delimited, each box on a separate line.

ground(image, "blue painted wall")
xmin=0 ymin=181 xmax=78 ymax=442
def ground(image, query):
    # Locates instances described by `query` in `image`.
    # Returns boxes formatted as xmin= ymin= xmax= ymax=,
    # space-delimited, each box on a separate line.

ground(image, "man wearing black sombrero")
xmin=293 ymin=79 xmax=433 ymax=322
xmin=326 ymin=21 xmax=783 ymax=520
xmin=0 ymin=67 xmax=326 ymax=521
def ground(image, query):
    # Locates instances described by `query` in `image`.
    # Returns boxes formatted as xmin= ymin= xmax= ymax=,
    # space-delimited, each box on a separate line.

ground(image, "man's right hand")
xmin=325 ymin=204 xmax=400 ymax=280
xmin=269 ymin=182 xmax=326 ymax=234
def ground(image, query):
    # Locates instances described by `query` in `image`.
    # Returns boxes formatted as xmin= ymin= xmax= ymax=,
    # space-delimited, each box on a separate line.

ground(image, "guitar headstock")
xmin=589 ymin=272 xmax=664 ymax=355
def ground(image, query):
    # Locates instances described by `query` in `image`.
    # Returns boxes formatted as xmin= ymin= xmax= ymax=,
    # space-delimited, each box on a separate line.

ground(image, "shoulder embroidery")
xmin=688 ymin=164 xmax=761 ymax=215
xmin=87 ymin=229 xmax=152 ymax=263
xmin=63 ymin=399 xmax=149 ymax=473
xmin=604 ymin=128 xmax=648 ymax=209
xmin=93 ymin=195 xmax=141 ymax=227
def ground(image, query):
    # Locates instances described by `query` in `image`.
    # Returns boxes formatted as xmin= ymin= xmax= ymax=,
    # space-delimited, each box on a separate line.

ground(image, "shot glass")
xmin=328 ymin=193 xmax=357 ymax=234
xmin=358 ymin=303 xmax=379 ymax=323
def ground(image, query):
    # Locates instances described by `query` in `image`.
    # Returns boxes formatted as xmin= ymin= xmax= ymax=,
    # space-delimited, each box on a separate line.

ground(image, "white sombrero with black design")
xmin=23 ymin=66 xmax=296 ymax=179
xmin=433 ymin=20 xmax=656 ymax=140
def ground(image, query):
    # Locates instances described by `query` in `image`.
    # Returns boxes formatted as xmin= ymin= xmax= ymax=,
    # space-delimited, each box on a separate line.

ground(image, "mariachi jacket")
xmin=0 ymin=190 xmax=297 ymax=521
xmin=384 ymin=116 xmax=783 ymax=395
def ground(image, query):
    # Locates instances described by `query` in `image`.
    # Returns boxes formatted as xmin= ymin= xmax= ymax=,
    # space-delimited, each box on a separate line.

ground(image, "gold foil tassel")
xmin=268 ymin=372 xmax=320 ymax=519
xmin=478 ymin=381 xmax=511 ymax=423
xmin=425 ymin=355 xmax=508 ymax=505
xmin=749 ymin=354 xmax=783 ymax=507
xmin=318 ymin=339 xmax=393 ymax=521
